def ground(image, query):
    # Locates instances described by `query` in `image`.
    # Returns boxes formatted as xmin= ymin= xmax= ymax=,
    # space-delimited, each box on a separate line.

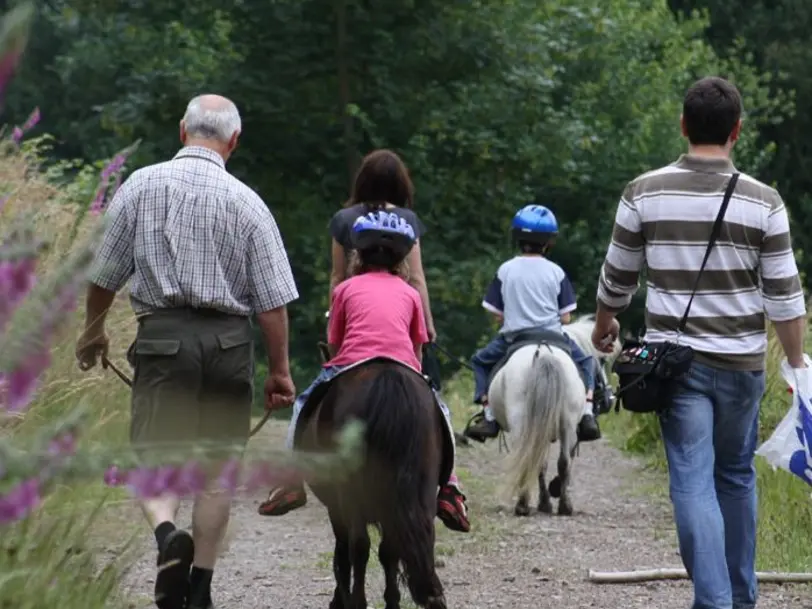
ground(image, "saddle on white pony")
xmin=488 ymin=328 xmax=584 ymax=387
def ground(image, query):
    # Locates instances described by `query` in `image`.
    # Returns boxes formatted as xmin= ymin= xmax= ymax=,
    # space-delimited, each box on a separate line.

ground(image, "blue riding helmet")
xmin=351 ymin=210 xmax=417 ymax=262
xmin=511 ymin=204 xmax=558 ymax=245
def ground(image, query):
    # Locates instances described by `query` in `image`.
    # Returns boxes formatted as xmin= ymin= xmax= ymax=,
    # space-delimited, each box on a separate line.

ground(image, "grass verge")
xmin=1 ymin=148 xmax=140 ymax=608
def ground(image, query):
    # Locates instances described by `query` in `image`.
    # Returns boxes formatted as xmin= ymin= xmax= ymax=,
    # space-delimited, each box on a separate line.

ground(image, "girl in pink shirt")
xmin=260 ymin=211 xmax=469 ymax=533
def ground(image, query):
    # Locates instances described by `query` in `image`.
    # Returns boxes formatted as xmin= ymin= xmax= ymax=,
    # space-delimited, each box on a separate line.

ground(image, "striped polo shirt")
xmin=597 ymin=154 xmax=806 ymax=371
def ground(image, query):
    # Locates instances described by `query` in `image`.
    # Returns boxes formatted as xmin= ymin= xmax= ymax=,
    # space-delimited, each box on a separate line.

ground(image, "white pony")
xmin=488 ymin=315 xmax=621 ymax=516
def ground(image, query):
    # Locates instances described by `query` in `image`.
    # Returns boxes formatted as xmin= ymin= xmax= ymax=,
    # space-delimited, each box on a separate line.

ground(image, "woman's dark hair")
xmin=345 ymin=149 xmax=414 ymax=210
xmin=348 ymin=247 xmax=410 ymax=279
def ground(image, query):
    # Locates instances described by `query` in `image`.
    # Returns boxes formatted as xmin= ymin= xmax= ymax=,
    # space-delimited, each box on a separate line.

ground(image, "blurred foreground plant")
xmin=0 ymin=0 xmax=362 ymax=529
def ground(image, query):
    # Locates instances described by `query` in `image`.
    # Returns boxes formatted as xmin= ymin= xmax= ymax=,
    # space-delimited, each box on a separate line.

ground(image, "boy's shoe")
xmin=577 ymin=413 xmax=601 ymax=442
xmin=257 ymin=483 xmax=307 ymax=516
xmin=437 ymin=485 xmax=470 ymax=533
xmin=463 ymin=411 xmax=501 ymax=442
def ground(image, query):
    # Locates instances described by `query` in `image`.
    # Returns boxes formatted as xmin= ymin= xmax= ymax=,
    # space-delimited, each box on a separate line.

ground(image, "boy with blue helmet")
xmin=464 ymin=204 xmax=601 ymax=443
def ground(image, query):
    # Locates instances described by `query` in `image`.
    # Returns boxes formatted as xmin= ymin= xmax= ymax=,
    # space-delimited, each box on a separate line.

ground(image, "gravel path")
xmin=119 ymin=420 xmax=809 ymax=608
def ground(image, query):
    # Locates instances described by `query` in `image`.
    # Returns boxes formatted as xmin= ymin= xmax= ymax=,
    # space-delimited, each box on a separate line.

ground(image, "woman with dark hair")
xmin=326 ymin=149 xmax=436 ymax=340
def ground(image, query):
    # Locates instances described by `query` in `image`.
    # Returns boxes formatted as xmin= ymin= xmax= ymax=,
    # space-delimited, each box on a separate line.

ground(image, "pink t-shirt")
xmin=327 ymin=271 xmax=428 ymax=371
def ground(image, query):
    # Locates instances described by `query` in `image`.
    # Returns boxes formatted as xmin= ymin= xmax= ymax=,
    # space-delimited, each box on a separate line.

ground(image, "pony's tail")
xmin=360 ymin=368 xmax=440 ymax=605
xmin=504 ymin=347 xmax=564 ymax=499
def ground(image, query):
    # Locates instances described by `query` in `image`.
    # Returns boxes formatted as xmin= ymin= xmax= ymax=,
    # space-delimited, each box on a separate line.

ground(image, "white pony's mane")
xmin=565 ymin=314 xmax=621 ymax=361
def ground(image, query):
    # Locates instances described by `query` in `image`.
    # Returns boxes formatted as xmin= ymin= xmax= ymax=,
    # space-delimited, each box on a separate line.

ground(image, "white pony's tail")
xmin=504 ymin=346 xmax=565 ymax=500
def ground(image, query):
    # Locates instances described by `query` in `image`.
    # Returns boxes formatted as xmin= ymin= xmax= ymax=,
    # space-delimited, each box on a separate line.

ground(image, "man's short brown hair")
xmin=683 ymin=77 xmax=743 ymax=146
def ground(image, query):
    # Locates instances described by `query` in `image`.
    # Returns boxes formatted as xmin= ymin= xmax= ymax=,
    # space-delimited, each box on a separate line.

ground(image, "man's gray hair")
xmin=182 ymin=95 xmax=241 ymax=142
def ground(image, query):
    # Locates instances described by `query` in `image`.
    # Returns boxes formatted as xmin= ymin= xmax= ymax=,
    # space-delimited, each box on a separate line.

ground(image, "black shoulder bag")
xmin=611 ymin=172 xmax=740 ymax=414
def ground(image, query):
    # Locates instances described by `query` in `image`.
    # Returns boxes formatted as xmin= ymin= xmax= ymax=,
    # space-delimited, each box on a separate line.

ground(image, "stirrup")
xmin=462 ymin=410 xmax=486 ymax=436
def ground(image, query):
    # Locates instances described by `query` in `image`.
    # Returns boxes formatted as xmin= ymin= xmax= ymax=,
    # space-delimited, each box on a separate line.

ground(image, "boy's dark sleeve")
xmin=558 ymin=274 xmax=577 ymax=315
xmin=482 ymin=273 xmax=504 ymax=314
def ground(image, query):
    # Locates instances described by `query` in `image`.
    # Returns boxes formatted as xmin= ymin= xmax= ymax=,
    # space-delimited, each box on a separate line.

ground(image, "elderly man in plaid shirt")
xmin=75 ymin=94 xmax=299 ymax=609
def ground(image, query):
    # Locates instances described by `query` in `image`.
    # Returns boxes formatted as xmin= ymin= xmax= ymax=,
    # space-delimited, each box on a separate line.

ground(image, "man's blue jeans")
xmin=471 ymin=332 xmax=595 ymax=403
xmin=660 ymin=362 xmax=765 ymax=609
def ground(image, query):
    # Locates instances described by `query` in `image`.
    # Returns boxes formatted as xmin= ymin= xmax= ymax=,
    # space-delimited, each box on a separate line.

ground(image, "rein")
xmin=101 ymin=356 xmax=271 ymax=438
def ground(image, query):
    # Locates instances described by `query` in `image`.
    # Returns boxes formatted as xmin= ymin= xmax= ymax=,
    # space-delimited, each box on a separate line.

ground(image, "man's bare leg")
xmin=187 ymin=483 xmax=233 ymax=608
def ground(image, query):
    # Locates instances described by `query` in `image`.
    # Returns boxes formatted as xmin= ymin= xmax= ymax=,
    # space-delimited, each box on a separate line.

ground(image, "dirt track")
xmin=119 ymin=419 xmax=809 ymax=608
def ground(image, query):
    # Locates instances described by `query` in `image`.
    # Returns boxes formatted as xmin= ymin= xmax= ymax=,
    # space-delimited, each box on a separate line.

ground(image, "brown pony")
xmin=296 ymin=359 xmax=448 ymax=609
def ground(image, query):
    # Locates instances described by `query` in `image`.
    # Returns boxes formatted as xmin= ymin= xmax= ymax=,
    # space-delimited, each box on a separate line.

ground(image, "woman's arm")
xmin=406 ymin=240 xmax=436 ymax=341
xmin=328 ymin=239 xmax=347 ymax=303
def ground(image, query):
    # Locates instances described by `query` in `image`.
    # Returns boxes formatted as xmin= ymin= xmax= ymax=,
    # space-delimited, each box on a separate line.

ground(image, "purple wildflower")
xmin=0 ymin=348 xmax=51 ymax=412
xmin=217 ymin=458 xmax=242 ymax=494
xmin=10 ymin=107 xmax=40 ymax=144
xmin=103 ymin=465 xmax=125 ymax=487
xmin=21 ymin=106 xmax=39 ymax=130
xmin=125 ymin=465 xmax=185 ymax=499
xmin=47 ymin=431 xmax=77 ymax=458
xmin=0 ymin=478 xmax=40 ymax=523
xmin=89 ymin=149 xmax=134 ymax=214
xmin=174 ymin=461 xmax=207 ymax=495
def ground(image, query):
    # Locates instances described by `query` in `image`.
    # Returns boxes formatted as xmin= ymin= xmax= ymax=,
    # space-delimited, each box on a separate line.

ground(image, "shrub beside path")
xmin=119 ymin=420 xmax=808 ymax=608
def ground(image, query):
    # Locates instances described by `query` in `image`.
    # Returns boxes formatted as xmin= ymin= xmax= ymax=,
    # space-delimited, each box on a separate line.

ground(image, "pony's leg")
xmin=556 ymin=438 xmax=574 ymax=516
xmin=349 ymin=525 xmax=370 ymax=609
xmin=537 ymin=462 xmax=553 ymax=514
xmin=328 ymin=510 xmax=352 ymax=609
xmin=514 ymin=491 xmax=531 ymax=516
xmin=378 ymin=534 xmax=401 ymax=609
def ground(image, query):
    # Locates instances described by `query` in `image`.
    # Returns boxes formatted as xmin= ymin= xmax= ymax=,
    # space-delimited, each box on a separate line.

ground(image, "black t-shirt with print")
xmin=328 ymin=203 xmax=427 ymax=252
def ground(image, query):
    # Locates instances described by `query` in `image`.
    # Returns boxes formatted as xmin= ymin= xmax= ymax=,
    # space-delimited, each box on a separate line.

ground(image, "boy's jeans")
xmin=470 ymin=331 xmax=595 ymax=403
xmin=660 ymin=362 xmax=764 ymax=609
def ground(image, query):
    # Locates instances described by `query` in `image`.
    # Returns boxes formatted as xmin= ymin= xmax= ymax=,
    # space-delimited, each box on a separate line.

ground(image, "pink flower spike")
xmin=3 ymin=349 xmax=52 ymax=412
xmin=217 ymin=458 xmax=242 ymax=494
xmin=10 ymin=125 xmax=22 ymax=144
xmin=89 ymin=183 xmax=108 ymax=215
xmin=21 ymin=106 xmax=39 ymax=131
xmin=103 ymin=465 xmax=126 ymax=487
xmin=174 ymin=461 xmax=207 ymax=495
xmin=0 ymin=478 xmax=41 ymax=522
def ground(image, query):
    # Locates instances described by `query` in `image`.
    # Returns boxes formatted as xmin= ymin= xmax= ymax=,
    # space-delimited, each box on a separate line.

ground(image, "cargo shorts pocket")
xmin=134 ymin=339 xmax=182 ymax=356
xmin=210 ymin=329 xmax=254 ymax=395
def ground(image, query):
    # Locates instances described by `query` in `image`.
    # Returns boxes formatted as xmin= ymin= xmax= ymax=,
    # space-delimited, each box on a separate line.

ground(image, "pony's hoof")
xmin=514 ymin=503 xmax=531 ymax=517
xmin=548 ymin=476 xmax=562 ymax=499
xmin=537 ymin=501 xmax=553 ymax=514
xmin=557 ymin=502 xmax=573 ymax=516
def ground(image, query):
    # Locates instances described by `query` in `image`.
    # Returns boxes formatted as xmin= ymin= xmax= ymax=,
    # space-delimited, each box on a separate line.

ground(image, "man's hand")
xmin=592 ymin=317 xmax=620 ymax=353
xmin=76 ymin=330 xmax=110 ymax=371
xmin=264 ymin=372 xmax=296 ymax=411
xmin=427 ymin=324 xmax=437 ymax=343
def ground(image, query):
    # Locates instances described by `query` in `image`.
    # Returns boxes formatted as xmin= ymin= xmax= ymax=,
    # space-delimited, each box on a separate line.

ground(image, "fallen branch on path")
xmin=588 ymin=568 xmax=812 ymax=584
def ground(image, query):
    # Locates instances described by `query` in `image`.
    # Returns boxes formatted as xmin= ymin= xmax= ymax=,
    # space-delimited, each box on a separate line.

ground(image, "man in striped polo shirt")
xmin=591 ymin=77 xmax=807 ymax=609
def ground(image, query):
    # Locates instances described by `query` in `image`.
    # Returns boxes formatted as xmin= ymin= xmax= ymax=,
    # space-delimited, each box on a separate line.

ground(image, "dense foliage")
xmin=2 ymin=0 xmax=801 ymax=386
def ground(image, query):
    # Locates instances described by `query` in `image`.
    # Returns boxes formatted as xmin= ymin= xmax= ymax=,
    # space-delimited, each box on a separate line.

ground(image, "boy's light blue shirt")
xmin=482 ymin=255 xmax=577 ymax=335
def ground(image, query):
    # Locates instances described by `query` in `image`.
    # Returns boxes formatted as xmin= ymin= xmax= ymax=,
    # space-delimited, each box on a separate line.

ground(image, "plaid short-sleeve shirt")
xmin=89 ymin=146 xmax=299 ymax=316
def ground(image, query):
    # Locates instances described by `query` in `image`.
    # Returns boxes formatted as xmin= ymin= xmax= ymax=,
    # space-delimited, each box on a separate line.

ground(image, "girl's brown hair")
xmin=347 ymin=248 xmax=410 ymax=281
xmin=345 ymin=149 xmax=414 ymax=210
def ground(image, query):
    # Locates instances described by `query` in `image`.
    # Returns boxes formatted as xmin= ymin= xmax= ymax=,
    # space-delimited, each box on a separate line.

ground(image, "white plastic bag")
xmin=755 ymin=354 xmax=812 ymax=488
